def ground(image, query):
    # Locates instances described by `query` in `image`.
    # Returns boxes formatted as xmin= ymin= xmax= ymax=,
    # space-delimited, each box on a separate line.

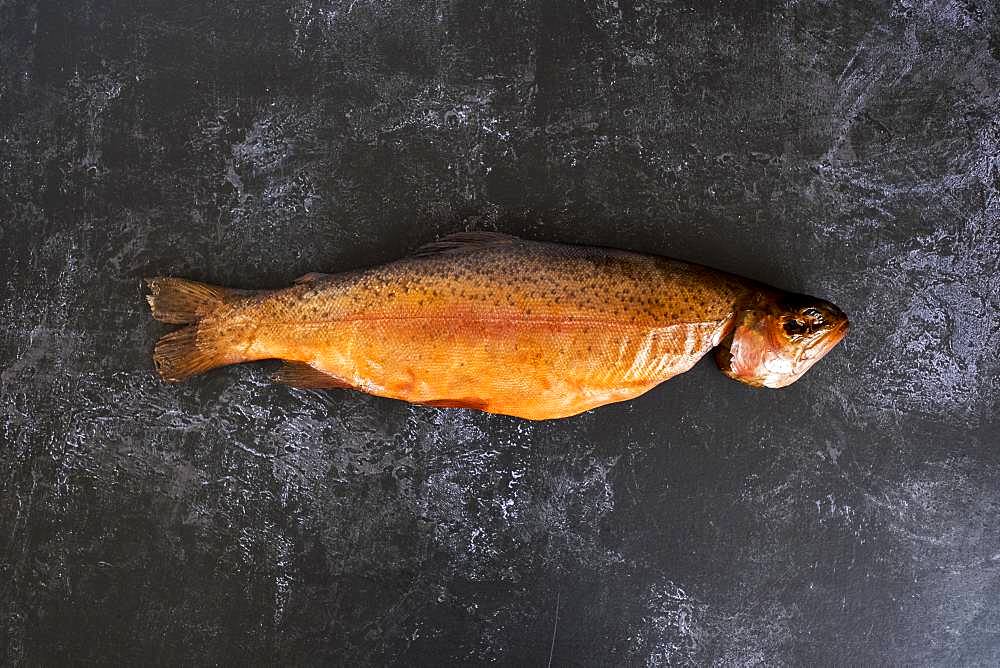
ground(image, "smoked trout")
xmin=145 ymin=232 xmax=849 ymax=420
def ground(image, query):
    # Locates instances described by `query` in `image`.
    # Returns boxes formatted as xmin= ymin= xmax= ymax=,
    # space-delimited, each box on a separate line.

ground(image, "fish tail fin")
xmin=153 ymin=325 xmax=238 ymax=382
xmin=145 ymin=277 xmax=240 ymax=324
xmin=145 ymin=277 xmax=252 ymax=382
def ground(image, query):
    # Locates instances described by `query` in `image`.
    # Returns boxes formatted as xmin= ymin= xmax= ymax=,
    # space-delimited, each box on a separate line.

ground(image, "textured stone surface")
xmin=1 ymin=0 xmax=998 ymax=664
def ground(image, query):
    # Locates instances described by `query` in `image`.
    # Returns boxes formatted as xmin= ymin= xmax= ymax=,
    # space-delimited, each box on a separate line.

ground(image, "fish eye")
xmin=783 ymin=319 xmax=807 ymax=337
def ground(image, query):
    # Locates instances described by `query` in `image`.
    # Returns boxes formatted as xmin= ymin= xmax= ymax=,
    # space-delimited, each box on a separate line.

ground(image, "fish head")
xmin=715 ymin=292 xmax=849 ymax=388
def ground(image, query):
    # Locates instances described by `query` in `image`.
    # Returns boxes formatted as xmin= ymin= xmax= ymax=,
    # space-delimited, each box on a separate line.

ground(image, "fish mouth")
xmin=808 ymin=317 xmax=850 ymax=361
xmin=830 ymin=317 xmax=850 ymax=345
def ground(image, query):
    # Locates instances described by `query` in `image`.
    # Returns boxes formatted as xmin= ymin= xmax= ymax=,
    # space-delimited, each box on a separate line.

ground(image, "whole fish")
xmin=146 ymin=232 xmax=849 ymax=420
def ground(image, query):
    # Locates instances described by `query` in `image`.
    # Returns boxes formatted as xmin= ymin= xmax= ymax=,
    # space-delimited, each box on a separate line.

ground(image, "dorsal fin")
xmin=294 ymin=272 xmax=332 ymax=285
xmin=410 ymin=231 xmax=520 ymax=258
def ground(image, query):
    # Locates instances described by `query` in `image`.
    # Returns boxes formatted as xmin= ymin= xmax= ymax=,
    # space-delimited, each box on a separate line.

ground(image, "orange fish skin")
xmin=147 ymin=233 xmax=844 ymax=420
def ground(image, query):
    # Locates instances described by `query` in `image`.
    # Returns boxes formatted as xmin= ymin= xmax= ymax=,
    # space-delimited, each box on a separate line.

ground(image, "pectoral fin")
xmin=273 ymin=362 xmax=353 ymax=389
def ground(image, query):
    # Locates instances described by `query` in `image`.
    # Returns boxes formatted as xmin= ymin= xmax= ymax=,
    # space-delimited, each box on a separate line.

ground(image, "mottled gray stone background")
xmin=2 ymin=0 xmax=998 ymax=664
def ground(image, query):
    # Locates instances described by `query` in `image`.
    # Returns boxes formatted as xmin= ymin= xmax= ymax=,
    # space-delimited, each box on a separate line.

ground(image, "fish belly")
xmin=302 ymin=315 xmax=725 ymax=420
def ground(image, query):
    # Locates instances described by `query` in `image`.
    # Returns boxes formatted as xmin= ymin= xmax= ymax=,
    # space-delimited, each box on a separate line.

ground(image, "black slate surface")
xmin=2 ymin=0 xmax=999 ymax=665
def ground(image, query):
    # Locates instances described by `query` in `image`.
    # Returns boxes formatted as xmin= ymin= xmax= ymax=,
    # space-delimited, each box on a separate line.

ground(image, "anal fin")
xmin=274 ymin=362 xmax=353 ymax=389
xmin=419 ymin=397 xmax=490 ymax=411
